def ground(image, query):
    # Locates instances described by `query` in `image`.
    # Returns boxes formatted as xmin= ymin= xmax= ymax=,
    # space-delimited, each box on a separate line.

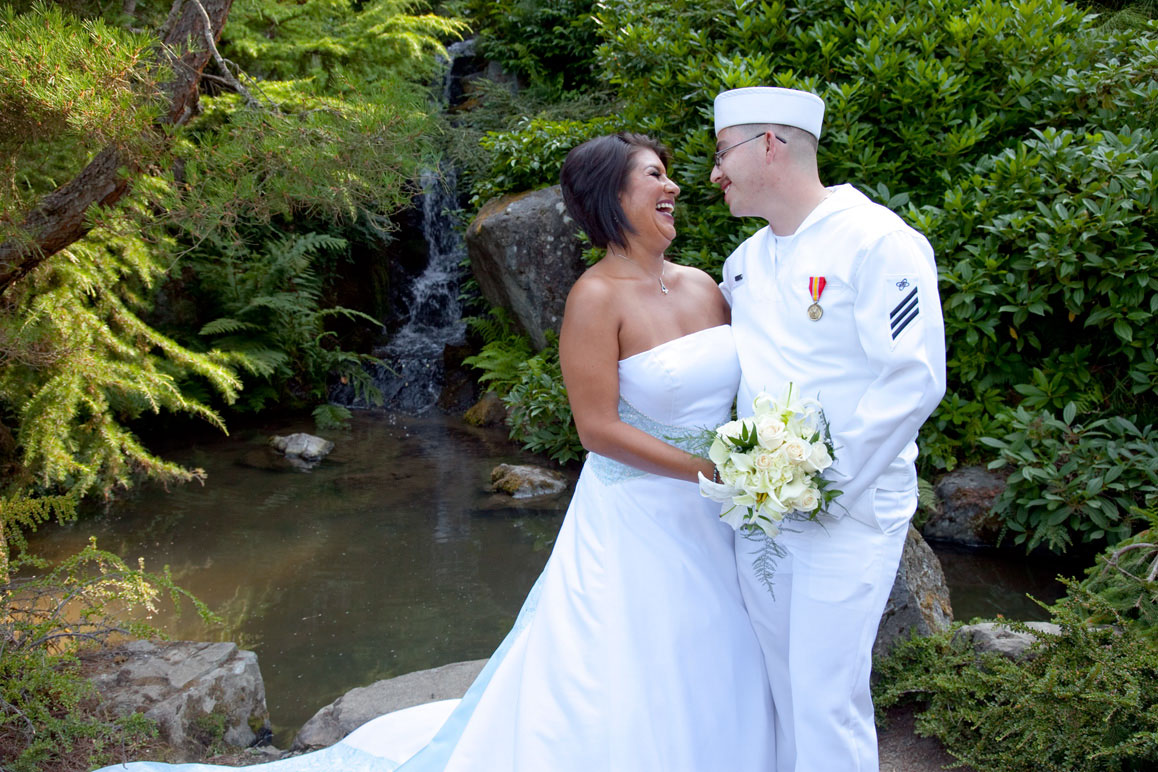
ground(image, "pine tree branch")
xmin=189 ymin=0 xmax=260 ymax=110
xmin=0 ymin=0 xmax=235 ymax=296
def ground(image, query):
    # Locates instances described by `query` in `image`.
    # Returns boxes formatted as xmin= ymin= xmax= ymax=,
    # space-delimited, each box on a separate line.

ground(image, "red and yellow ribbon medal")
xmin=807 ymin=276 xmax=826 ymax=321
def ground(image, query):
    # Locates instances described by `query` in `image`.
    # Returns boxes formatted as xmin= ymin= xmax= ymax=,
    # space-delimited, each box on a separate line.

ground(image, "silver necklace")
xmin=610 ymin=249 xmax=668 ymax=295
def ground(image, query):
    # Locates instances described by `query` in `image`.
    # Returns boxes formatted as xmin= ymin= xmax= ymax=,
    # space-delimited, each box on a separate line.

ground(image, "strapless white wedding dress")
xmin=96 ymin=324 xmax=774 ymax=772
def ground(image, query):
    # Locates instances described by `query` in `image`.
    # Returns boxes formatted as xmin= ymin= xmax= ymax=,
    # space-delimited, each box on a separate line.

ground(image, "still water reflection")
xmin=25 ymin=411 xmax=1071 ymax=745
xmin=26 ymin=412 xmax=570 ymax=744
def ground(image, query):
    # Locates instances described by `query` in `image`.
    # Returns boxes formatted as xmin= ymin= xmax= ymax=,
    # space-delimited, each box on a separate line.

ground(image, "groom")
xmin=709 ymin=87 xmax=947 ymax=771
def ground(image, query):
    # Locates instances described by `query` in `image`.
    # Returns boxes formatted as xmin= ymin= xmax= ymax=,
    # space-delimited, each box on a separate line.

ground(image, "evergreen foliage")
xmin=0 ymin=0 xmax=466 ymax=498
xmin=0 ymin=1 xmax=164 ymax=232
xmin=0 ymin=193 xmax=241 ymax=498
xmin=1079 ymin=512 xmax=1158 ymax=636
xmin=874 ymin=589 xmax=1158 ymax=771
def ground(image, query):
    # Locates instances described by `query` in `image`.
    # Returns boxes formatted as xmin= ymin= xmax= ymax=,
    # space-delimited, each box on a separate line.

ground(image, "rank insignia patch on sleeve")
xmin=888 ymin=276 xmax=920 ymax=344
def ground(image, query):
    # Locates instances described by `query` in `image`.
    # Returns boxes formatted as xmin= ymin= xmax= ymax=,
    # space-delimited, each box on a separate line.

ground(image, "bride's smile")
xmin=617 ymin=148 xmax=680 ymax=250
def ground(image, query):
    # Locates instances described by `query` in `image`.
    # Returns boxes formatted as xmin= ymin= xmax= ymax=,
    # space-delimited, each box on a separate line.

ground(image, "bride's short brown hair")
xmin=559 ymin=133 xmax=671 ymax=249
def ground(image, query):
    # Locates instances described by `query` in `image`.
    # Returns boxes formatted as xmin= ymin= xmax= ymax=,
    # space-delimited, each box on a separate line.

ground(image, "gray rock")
xmin=924 ymin=466 xmax=1006 ymax=547
xmin=953 ymin=621 xmax=1061 ymax=660
xmin=293 ymin=660 xmax=488 ymax=751
xmin=84 ymin=640 xmax=270 ymax=760
xmin=490 ymin=463 xmax=569 ymax=499
xmin=268 ymin=433 xmax=335 ymax=469
xmin=875 ymin=526 xmax=955 ymax=659
xmin=465 ymin=186 xmax=587 ymax=350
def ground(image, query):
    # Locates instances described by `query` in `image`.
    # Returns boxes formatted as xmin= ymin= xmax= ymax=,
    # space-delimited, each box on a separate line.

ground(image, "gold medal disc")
xmin=807 ymin=303 xmax=823 ymax=321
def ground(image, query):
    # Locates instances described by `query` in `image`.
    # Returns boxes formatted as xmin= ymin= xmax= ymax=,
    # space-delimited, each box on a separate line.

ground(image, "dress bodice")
xmin=588 ymin=325 xmax=740 ymax=484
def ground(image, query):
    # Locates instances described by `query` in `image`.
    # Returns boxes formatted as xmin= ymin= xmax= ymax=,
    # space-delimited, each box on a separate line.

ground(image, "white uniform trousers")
xmin=736 ymin=487 xmax=915 ymax=772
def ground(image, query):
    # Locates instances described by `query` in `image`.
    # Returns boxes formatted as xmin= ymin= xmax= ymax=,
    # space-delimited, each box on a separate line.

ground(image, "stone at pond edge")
xmin=268 ymin=432 xmax=335 ymax=470
xmin=83 ymin=640 xmax=270 ymax=761
xmin=464 ymin=391 xmax=507 ymax=427
xmin=952 ymin=621 xmax=1062 ymax=660
xmin=490 ymin=463 xmax=569 ymax=499
xmin=874 ymin=526 xmax=954 ymax=659
xmin=923 ymin=466 xmax=1006 ymax=548
xmin=466 ymin=186 xmax=587 ymax=351
xmin=293 ymin=660 xmax=488 ymax=751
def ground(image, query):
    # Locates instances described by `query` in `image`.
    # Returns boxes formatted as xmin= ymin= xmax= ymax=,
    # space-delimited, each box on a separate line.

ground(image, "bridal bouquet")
xmin=698 ymin=384 xmax=839 ymax=539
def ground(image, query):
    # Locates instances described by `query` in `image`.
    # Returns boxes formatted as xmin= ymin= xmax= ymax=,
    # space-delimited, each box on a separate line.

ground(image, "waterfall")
xmin=334 ymin=41 xmax=477 ymax=414
xmin=347 ymin=166 xmax=466 ymax=414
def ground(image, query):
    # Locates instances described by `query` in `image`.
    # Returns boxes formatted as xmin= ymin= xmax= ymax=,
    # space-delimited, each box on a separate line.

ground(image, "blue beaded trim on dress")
xmin=587 ymin=398 xmax=701 ymax=485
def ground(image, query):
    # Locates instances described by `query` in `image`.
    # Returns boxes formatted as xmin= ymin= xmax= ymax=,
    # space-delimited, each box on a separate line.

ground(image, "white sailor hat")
xmin=713 ymin=87 xmax=825 ymax=140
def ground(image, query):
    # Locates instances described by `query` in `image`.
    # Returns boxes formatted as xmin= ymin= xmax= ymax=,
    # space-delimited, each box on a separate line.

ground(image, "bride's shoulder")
xmin=671 ymin=264 xmax=723 ymax=292
xmin=564 ymin=267 xmax=619 ymax=314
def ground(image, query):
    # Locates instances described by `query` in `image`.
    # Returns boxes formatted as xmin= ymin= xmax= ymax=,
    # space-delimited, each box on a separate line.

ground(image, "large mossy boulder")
xmin=465 ymin=186 xmax=586 ymax=350
xmin=875 ymin=527 xmax=955 ymax=659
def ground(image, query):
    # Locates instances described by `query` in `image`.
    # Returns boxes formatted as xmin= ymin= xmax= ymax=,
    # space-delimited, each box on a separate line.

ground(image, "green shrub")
xmin=472 ymin=115 xmax=622 ymax=205
xmin=874 ymin=589 xmax=1158 ymax=771
xmin=502 ymin=341 xmax=583 ymax=464
xmin=981 ymin=403 xmax=1158 ymax=552
xmin=455 ymin=0 xmax=601 ymax=95
xmin=924 ymin=124 xmax=1158 ymax=466
xmin=463 ymin=0 xmax=1158 ymax=479
xmin=463 ymin=316 xmax=583 ymax=464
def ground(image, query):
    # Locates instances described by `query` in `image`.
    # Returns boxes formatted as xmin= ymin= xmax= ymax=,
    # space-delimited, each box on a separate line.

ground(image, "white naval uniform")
xmin=721 ymin=184 xmax=946 ymax=772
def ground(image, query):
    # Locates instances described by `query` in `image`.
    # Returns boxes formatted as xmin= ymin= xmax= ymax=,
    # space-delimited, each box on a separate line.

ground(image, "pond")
xmin=24 ymin=410 xmax=1071 ymax=746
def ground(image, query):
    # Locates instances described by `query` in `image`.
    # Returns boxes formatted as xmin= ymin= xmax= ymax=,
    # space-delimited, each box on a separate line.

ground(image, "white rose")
xmin=803 ymin=441 xmax=833 ymax=473
xmin=784 ymin=438 xmax=810 ymax=464
xmin=716 ymin=419 xmax=745 ymax=440
xmin=756 ymin=417 xmax=786 ymax=449
xmin=754 ymin=452 xmax=776 ymax=470
xmin=795 ymin=488 xmax=820 ymax=512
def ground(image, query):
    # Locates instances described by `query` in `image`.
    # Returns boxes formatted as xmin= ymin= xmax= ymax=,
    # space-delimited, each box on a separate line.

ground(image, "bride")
xmin=95 ymin=133 xmax=774 ymax=771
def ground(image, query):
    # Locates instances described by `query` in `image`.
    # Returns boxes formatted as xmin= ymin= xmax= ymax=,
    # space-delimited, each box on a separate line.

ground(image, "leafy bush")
xmin=922 ymin=123 xmax=1158 ymax=467
xmin=502 ymin=341 xmax=583 ymax=464
xmin=472 ymin=115 xmax=622 ymax=205
xmin=454 ymin=0 xmax=601 ymax=95
xmin=981 ymin=403 xmax=1158 ymax=552
xmin=874 ymin=590 xmax=1158 ymax=772
xmin=463 ymin=314 xmax=583 ymax=464
xmin=464 ymin=0 xmax=1158 ymax=479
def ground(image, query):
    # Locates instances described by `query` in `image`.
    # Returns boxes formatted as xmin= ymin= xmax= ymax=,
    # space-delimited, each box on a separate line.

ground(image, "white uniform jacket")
xmin=721 ymin=184 xmax=947 ymax=526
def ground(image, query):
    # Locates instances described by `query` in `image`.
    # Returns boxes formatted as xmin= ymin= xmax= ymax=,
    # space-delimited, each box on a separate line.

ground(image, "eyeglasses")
xmin=713 ymin=132 xmax=787 ymax=167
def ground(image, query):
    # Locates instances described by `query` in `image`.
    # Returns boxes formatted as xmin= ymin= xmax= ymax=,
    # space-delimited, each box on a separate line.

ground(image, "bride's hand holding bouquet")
xmin=698 ymin=384 xmax=840 ymax=539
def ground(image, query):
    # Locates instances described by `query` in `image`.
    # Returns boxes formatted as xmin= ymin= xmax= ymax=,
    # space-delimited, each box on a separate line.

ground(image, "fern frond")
xmin=200 ymin=317 xmax=260 ymax=336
